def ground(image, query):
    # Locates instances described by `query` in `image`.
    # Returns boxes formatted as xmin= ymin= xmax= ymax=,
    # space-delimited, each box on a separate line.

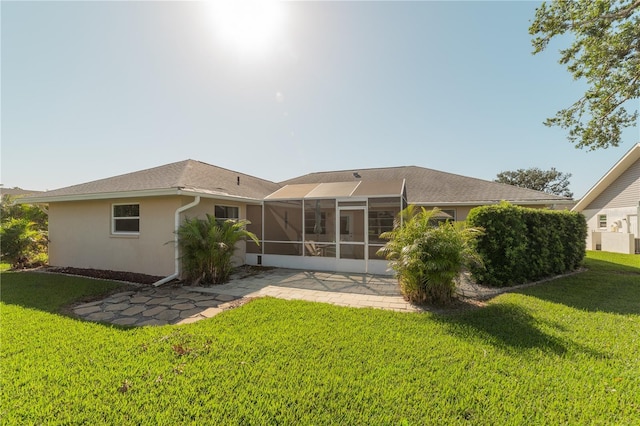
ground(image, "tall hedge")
xmin=466 ymin=202 xmax=587 ymax=287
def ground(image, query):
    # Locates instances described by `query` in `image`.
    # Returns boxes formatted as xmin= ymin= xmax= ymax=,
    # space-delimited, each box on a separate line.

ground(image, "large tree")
xmin=495 ymin=167 xmax=573 ymax=198
xmin=530 ymin=0 xmax=640 ymax=150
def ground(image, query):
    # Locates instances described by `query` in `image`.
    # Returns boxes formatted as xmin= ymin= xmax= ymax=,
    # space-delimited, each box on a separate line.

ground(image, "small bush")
xmin=0 ymin=218 xmax=48 ymax=268
xmin=467 ymin=202 xmax=587 ymax=286
xmin=378 ymin=206 xmax=483 ymax=305
xmin=0 ymin=197 xmax=48 ymax=268
xmin=177 ymin=215 xmax=258 ymax=285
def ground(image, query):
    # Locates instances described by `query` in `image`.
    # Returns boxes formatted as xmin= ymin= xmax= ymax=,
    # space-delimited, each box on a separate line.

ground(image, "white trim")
xmin=598 ymin=214 xmax=608 ymax=229
xmin=16 ymin=188 xmax=263 ymax=204
xmin=248 ymin=254 xmax=393 ymax=275
xmin=573 ymin=143 xmax=640 ymax=212
xmin=348 ymin=181 xmax=361 ymax=197
xmin=111 ymin=202 xmax=140 ymax=235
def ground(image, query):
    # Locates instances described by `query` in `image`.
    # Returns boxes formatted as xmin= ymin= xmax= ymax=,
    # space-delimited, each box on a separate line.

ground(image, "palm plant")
xmin=377 ymin=206 xmax=483 ymax=305
xmin=177 ymin=215 xmax=259 ymax=285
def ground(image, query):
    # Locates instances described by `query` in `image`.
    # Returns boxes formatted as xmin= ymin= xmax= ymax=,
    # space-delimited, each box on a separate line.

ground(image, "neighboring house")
xmin=1 ymin=187 xmax=44 ymax=214
xmin=0 ymin=186 xmax=42 ymax=199
xmin=572 ymin=143 xmax=640 ymax=255
xmin=19 ymin=160 xmax=573 ymax=280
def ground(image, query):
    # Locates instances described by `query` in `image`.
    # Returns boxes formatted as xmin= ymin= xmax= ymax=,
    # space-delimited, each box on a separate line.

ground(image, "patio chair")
xmin=304 ymin=240 xmax=323 ymax=256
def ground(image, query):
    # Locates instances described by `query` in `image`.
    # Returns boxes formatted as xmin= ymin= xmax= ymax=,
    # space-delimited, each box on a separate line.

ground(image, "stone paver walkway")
xmin=73 ymin=286 xmax=242 ymax=326
xmin=73 ymin=268 xmax=509 ymax=326
xmin=189 ymin=269 xmax=421 ymax=312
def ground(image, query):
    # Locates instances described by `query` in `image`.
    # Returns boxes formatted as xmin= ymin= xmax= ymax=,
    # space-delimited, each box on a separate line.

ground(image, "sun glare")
xmin=207 ymin=1 xmax=287 ymax=58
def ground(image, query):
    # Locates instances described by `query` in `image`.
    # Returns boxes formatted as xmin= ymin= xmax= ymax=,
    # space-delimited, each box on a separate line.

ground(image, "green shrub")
xmin=0 ymin=218 xmax=48 ymax=268
xmin=524 ymin=209 xmax=565 ymax=279
xmin=560 ymin=210 xmax=588 ymax=270
xmin=467 ymin=202 xmax=587 ymax=286
xmin=465 ymin=202 xmax=528 ymax=286
xmin=378 ymin=206 xmax=483 ymax=305
xmin=177 ymin=215 xmax=258 ymax=285
xmin=1 ymin=196 xmax=47 ymax=229
xmin=0 ymin=196 xmax=48 ymax=268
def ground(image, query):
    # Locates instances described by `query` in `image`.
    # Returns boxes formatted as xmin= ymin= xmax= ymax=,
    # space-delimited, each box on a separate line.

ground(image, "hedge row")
xmin=466 ymin=202 xmax=587 ymax=287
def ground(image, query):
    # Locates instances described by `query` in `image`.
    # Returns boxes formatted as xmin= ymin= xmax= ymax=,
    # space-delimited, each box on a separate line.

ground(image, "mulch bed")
xmin=43 ymin=265 xmax=271 ymax=286
xmin=47 ymin=267 xmax=164 ymax=285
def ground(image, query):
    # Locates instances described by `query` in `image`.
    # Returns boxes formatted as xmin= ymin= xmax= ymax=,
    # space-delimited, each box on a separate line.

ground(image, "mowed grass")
xmin=1 ymin=252 xmax=639 ymax=425
xmin=0 ymin=271 xmax=131 ymax=312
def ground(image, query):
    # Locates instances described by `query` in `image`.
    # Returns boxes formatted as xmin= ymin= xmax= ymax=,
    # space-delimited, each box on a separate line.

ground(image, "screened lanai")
xmin=245 ymin=180 xmax=406 ymax=275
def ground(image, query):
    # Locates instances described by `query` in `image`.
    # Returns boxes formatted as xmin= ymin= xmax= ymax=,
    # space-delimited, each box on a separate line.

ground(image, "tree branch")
xmin=599 ymin=0 xmax=640 ymax=20
xmin=595 ymin=73 xmax=640 ymax=124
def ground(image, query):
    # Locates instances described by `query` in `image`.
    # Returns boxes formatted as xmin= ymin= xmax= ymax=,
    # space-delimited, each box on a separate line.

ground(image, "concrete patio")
xmin=72 ymin=268 xmax=506 ymax=326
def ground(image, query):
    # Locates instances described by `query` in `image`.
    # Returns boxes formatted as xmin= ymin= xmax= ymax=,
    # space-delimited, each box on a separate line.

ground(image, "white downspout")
xmin=153 ymin=195 xmax=201 ymax=287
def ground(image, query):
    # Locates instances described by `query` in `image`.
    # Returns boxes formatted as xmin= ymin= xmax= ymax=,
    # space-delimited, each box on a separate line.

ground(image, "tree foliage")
xmin=0 ymin=196 xmax=48 ymax=268
xmin=530 ymin=0 xmax=640 ymax=150
xmin=1 ymin=196 xmax=48 ymax=229
xmin=495 ymin=167 xmax=573 ymax=198
xmin=377 ymin=206 xmax=483 ymax=305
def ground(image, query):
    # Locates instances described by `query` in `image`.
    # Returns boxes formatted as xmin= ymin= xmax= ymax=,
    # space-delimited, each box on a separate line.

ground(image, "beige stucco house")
xmin=20 ymin=160 xmax=573 ymax=281
xmin=19 ymin=161 xmax=280 ymax=283
xmin=572 ymin=143 xmax=640 ymax=255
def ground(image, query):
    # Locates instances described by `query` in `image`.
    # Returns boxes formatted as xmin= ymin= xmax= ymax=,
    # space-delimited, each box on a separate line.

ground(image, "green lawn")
xmin=1 ymin=252 xmax=639 ymax=424
xmin=0 ymin=271 xmax=131 ymax=312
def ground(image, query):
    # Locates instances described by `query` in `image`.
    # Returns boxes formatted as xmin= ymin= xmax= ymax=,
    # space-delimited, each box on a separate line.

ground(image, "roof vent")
xmin=353 ymin=172 xmax=361 ymax=179
xmin=237 ymin=176 xmax=240 ymax=186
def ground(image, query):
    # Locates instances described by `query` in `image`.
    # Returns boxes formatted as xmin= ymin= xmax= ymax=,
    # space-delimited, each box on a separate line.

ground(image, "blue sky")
xmin=2 ymin=1 xmax=638 ymax=198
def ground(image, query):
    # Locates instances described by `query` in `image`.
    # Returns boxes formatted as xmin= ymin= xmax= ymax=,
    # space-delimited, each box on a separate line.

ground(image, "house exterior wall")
xmin=582 ymin=206 xmax=639 ymax=254
xmin=579 ymin=159 xmax=640 ymax=254
xmin=585 ymin=159 xmax=640 ymax=210
xmin=48 ymin=195 xmax=257 ymax=278
xmin=179 ymin=197 xmax=252 ymax=267
xmin=48 ymin=196 xmax=180 ymax=276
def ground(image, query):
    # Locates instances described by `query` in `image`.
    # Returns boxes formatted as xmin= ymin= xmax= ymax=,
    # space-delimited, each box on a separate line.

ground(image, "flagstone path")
xmin=73 ymin=286 xmax=242 ymax=326
xmin=71 ymin=268 xmax=524 ymax=327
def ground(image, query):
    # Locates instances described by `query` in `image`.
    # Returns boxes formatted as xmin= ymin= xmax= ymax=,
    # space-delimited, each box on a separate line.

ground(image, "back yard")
xmin=1 ymin=251 xmax=639 ymax=424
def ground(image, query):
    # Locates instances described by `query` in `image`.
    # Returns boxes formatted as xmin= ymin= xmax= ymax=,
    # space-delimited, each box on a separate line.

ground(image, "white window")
xmin=112 ymin=203 xmax=140 ymax=234
xmin=598 ymin=214 xmax=607 ymax=229
xmin=215 ymin=205 xmax=239 ymax=221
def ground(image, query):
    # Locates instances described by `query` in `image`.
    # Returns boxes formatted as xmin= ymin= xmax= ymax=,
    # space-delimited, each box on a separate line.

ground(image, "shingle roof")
xmin=281 ymin=166 xmax=571 ymax=204
xmin=21 ymin=161 xmax=572 ymax=206
xmin=25 ymin=160 xmax=281 ymax=201
xmin=0 ymin=187 xmax=42 ymax=197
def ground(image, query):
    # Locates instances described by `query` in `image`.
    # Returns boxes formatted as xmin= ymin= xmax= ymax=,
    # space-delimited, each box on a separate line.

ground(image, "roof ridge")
xmin=185 ymin=159 xmax=280 ymax=185
xmin=282 ymin=165 xmax=415 ymax=182
xmin=173 ymin=159 xmax=196 ymax=188
xmin=37 ymin=159 xmax=190 ymax=193
xmin=285 ymin=165 xmax=569 ymax=196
